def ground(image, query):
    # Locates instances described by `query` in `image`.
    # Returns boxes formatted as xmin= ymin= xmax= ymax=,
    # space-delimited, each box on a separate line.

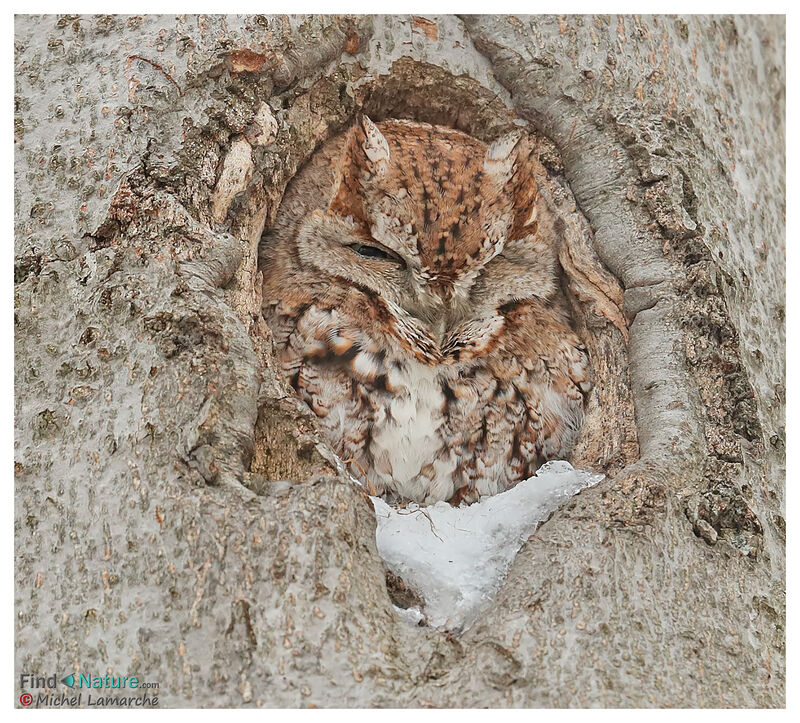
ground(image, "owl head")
xmin=293 ymin=116 xmax=559 ymax=348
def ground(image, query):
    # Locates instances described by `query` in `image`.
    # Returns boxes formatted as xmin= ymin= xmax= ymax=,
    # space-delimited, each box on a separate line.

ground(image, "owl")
xmin=260 ymin=116 xmax=591 ymax=504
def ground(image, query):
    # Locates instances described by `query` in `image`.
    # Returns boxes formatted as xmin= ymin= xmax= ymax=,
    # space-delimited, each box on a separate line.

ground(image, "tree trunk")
xmin=15 ymin=14 xmax=784 ymax=707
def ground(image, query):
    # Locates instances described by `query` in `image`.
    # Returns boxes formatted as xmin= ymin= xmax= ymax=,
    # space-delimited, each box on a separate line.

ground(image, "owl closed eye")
xmin=261 ymin=115 xmax=591 ymax=504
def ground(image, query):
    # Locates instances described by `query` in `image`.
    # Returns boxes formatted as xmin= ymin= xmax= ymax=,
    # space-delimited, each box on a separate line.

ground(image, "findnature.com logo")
xmin=19 ymin=673 xmax=159 ymax=708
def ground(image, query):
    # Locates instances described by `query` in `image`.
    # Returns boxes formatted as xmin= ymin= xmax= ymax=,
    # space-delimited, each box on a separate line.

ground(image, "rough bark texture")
xmin=15 ymin=14 xmax=784 ymax=707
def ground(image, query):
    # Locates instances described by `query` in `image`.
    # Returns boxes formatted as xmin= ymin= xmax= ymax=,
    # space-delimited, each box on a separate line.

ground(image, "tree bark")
xmin=15 ymin=14 xmax=784 ymax=707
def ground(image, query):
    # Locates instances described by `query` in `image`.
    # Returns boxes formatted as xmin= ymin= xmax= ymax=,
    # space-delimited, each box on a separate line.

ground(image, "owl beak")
xmin=429 ymin=277 xmax=455 ymax=303
xmin=409 ymin=273 xmax=467 ymax=344
xmin=428 ymin=281 xmax=474 ymax=346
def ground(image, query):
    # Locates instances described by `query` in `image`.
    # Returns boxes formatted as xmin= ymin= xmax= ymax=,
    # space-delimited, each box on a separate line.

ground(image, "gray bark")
xmin=15 ymin=14 xmax=784 ymax=707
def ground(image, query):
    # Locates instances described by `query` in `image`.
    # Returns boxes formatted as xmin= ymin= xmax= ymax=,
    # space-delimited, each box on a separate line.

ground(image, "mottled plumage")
xmin=261 ymin=117 xmax=591 ymax=503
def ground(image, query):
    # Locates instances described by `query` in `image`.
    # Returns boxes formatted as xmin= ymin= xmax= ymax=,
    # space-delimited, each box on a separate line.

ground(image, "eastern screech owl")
xmin=260 ymin=117 xmax=591 ymax=504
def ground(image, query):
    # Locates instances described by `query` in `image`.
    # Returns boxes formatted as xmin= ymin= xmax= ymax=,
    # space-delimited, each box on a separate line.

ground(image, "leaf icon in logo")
xmin=61 ymin=674 xmax=75 ymax=687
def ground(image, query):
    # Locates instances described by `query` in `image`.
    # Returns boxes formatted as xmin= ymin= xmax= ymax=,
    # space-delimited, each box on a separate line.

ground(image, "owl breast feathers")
xmin=261 ymin=116 xmax=591 ymax=504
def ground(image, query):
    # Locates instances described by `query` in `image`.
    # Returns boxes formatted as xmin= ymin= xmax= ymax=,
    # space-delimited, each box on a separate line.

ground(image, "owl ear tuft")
xmin=348 ymin=114 xmax=390 ymax=179
xmin=360 ymin=115 xmax=390 ymax=163
xmin=328 ymin=116 xmax=389 ymax=226
xmin=484 ymin=130 xmax=523 ymax=185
